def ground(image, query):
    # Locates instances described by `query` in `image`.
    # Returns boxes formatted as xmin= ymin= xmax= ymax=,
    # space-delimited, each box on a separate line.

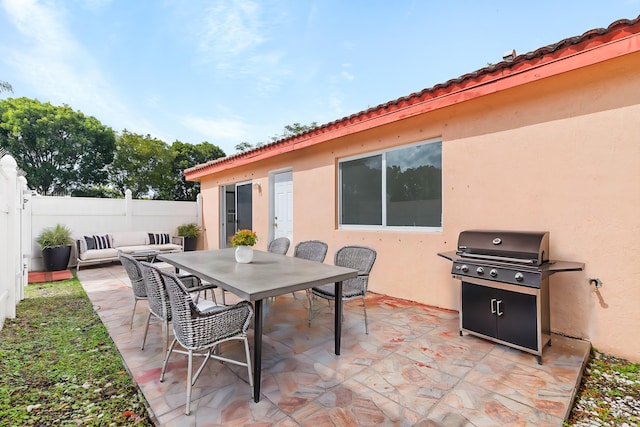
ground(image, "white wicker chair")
xmin=159 ymin=269 xmax=254 ymax=415
xmin=308 ymin=246 xmax=377 ymax=334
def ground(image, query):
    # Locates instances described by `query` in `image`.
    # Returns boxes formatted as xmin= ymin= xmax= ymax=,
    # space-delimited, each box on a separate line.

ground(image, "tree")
xmin=0 ymin=81 xmax=12 ymax=93
xmin=271 ymin=122 xmax=318 ymax=142
xmin=234 ymin=141 xmax=254 ymax=152
xmin=0 ymin=97 xmax=116 ymax=195
xmin=107 ymin=133 xmax=225 ymax=200
xmin=71 ymin=185 xmax=122 ymax=198
xmin=158 ymin=141 xmax=225 ymax=201
xmin=107 ymin=130 xmax=171 ymax=199
xmin=235 ymin=122 xmax=318 ymax=152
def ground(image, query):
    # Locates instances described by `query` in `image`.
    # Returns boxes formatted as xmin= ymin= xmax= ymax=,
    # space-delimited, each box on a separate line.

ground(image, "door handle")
xmin=490 ymin=298 xmax=497 ymax=314
xmin=496 ymin=300 xmax=503 ymax=316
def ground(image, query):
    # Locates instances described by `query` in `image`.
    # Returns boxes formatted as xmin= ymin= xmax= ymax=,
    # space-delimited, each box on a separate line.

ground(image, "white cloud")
xmin=80 ymin=0 xmax=112 ymax=12
xmin=199 ymin=0 xmax=265 ymax=59
xmin=3 ymin=0 xmax=70 ymax=56
xmin=341 ymin=71 xmax=354 ymax=81
xmin=181 ymin=115 xmax=250 ymax=141
xmin=195 ymin=0 xmax=293 ymax=95
xmin=1 ymin=0 xmax=132 ymax=131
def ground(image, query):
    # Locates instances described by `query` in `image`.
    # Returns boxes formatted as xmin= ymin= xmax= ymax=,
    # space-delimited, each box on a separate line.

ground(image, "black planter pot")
xmin=183 ymin=237 xmax=197 ymax=251
xmin=42 ymin=245 xmax=72 ymax=271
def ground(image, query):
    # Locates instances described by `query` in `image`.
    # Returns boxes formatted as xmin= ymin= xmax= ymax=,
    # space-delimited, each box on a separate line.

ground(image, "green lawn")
xmin=0 ymin=276 xmax=153 ymax=426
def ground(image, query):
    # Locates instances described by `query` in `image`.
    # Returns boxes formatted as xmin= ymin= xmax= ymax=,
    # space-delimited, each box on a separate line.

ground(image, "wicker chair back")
xmin=335 ymin=246 xmax=377 ymax=276
xmin=119 ymin=253 xmax=146 ymax=298
xmin=140 ymin=262 xmax=171 ymax=322
xmin=267 ymin=237 xmax=290 ymax=255
xmin=293 ymin=240 xmax=328 ymax=263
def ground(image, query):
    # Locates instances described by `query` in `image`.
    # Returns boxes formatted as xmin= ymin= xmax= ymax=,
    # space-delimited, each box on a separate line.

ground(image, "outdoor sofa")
xmin=75 ymin=231 xmax=183 ymax=270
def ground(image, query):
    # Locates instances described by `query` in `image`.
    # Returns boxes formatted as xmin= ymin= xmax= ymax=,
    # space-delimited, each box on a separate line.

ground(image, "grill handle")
xmin=458 ymin=252 xmax=538 ymax=265
xmin=490 ymin=298 xmax=504 ymax=316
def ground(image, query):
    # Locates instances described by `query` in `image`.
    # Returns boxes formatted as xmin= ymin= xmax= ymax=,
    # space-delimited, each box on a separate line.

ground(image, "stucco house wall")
xmin=191 ymin=19 xmax=640 ymax=362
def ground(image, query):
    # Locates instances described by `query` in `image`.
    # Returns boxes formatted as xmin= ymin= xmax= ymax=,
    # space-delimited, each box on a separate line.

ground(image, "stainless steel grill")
xmin=438 ymin=229 xmax=584 ymax=363
xmin=439 ymin=230 xmax=583 ymax=288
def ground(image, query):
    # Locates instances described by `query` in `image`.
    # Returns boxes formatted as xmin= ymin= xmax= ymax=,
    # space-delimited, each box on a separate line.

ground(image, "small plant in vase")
xmin=230 ymin=229 xmax=257 ymax=263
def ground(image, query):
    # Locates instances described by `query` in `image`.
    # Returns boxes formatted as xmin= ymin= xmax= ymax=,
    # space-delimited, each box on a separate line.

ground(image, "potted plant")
xmin=36 ymin=224 xmax=74 ymax=271
xmin=229 ymin=229 xmax=257 ymax=263
xmin=176 ymin=223 xmax=201 ymax=251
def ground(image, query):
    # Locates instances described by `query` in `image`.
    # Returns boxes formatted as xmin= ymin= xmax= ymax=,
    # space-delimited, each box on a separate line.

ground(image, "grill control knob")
xmin=460 ymin=265 xmax=469 ymax=273
xmin=515 ymin=272 xmax=524 ymax=282
xmin=490 ymin=269 xmax=498 ymax=277
xmin=476 ymin=267 xmax=484 ymax=275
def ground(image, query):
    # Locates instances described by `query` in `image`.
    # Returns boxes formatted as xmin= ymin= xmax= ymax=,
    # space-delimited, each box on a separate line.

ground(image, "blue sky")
xmin=1 ymin=1 xmax=638 ymax=156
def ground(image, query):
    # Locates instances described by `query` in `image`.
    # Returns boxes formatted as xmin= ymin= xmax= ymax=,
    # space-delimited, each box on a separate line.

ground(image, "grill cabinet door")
xmin=461 ymin=281 xmax=538 ymax=352
xmin=496 ymin=289 xmax=537 ymax=350
xmin=461 ymin=282 xmax=497 ymax=338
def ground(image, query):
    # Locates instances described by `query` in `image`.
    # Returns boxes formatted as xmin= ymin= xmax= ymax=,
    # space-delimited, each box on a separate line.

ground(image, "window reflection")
xmin=340 ymin=155 xmax=382 ymax=225
xmin=339 ymin=139 xmax=442 ymax=228
xmin=386 ymin=142 xmax=442 ymax=227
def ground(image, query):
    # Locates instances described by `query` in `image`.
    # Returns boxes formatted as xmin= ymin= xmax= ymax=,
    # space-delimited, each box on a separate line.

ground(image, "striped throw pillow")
xmin=84 ymin=236 xmax=96 ymax=250
xmin=93 ymin=234 xmax=111 ymax=250
xmin=149 ymin=233 xmax=170 ymax=245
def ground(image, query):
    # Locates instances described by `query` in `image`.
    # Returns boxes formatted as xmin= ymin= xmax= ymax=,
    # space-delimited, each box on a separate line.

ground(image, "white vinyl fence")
xmin=0 ymin=154 xmax=201 ymax=331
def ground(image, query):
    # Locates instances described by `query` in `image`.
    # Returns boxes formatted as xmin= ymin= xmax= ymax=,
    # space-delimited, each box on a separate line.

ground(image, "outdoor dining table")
xmin=158 ymin=248 xmax=358 ymax=403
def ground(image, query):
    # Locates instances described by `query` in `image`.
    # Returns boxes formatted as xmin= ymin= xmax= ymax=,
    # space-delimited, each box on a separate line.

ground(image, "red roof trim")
xmin=186 ymin=15 xmax=640 ymax=181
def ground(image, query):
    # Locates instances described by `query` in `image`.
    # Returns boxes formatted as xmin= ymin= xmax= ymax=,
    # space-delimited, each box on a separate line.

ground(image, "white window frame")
xmin=338 ymin=137 xmax=443 ymax=232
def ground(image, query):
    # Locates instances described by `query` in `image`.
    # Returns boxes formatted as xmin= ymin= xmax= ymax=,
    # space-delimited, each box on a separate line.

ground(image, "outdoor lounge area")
xmin=3 ymin=11 xmax=640 ymax=427
xmin=78 ymin=263 xmax=591 ymax=426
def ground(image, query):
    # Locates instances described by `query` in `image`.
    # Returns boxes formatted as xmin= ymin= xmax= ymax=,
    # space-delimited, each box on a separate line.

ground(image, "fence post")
xmin=125 ymin=189 xmax=132 ymax=228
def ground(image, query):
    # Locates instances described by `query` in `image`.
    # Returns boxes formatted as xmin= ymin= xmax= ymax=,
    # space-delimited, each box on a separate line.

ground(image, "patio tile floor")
xmin=77 ymin=263 xmax=590 ymax=426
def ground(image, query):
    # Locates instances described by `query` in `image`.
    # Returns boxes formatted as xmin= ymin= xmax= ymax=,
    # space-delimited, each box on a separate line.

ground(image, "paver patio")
xmin=77 ymin=263 xmax=590 ymax=426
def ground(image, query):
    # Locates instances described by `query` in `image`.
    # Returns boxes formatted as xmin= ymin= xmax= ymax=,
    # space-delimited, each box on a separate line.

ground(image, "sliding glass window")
xmin=339 ymin=138 xmax=442 ymax=230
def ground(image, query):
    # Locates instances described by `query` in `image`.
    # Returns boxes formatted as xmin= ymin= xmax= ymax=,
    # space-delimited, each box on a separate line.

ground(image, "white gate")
xmin=0 ymin=153 xmax=29 ymax=331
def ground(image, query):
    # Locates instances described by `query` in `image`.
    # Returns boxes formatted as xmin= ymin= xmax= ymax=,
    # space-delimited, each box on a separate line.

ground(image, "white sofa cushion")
xmin=112 ymin=231 xmax=148 ymax=248
xmin=79 ymin=248 xmax=119 ymax=261
xmin=77 ymin=238 xmax=87 ymax=254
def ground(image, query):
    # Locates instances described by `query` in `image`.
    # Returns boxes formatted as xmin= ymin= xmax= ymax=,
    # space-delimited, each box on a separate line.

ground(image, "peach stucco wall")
xmin=198 ymin=51 xmax=640 ymax=362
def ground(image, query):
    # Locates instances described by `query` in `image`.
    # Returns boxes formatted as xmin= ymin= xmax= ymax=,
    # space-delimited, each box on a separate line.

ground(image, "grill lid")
xmin=456 ymin=230 xmax=549 ymax=265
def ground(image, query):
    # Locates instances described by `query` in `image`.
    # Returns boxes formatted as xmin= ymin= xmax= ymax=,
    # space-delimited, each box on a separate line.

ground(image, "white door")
xmin=272 ymin=171 xmax=293 ymax=242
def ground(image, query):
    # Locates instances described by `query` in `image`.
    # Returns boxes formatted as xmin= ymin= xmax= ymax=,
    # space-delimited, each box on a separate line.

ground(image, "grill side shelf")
xmin=545 ymin=260 xmax=585 ymax=273
xmin=437 ymin=251 xmax=457 ymax=261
